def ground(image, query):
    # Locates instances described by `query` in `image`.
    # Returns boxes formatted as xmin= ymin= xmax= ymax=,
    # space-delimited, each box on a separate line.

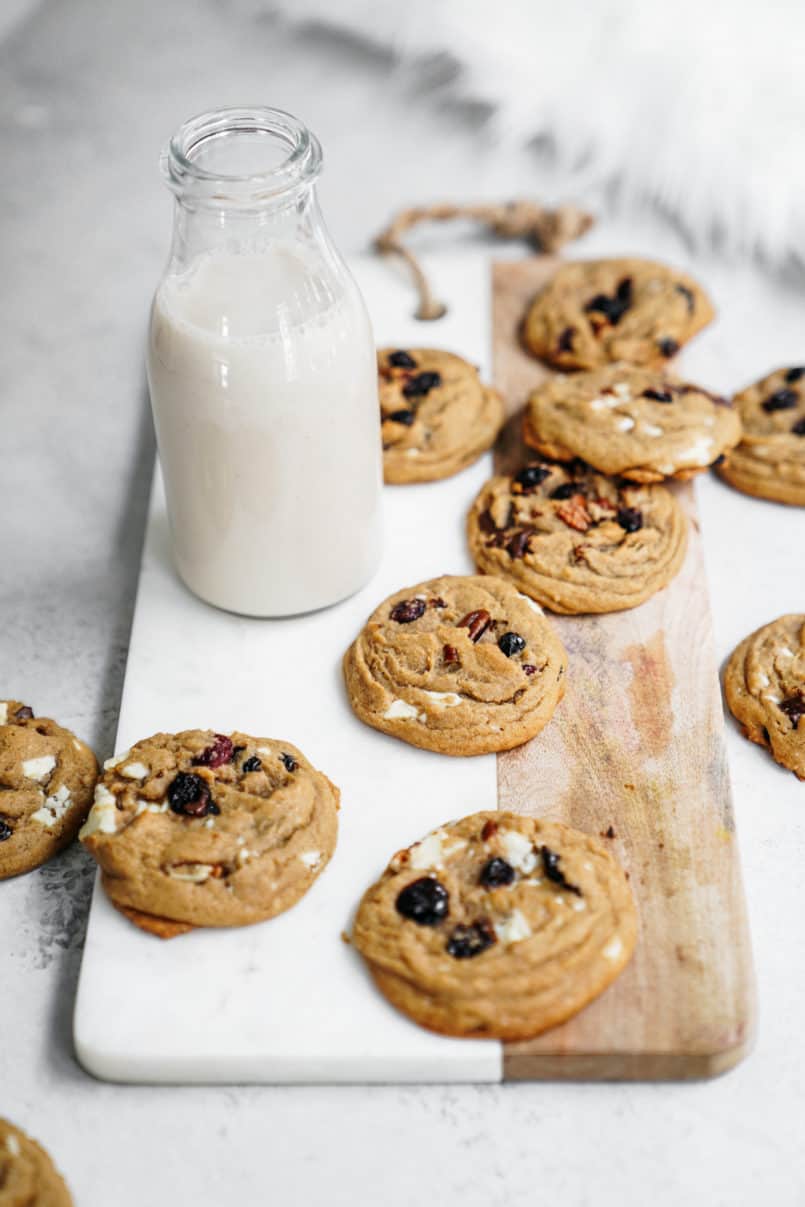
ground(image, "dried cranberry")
xmin=507 ymin=529 xmax=534 ymax=559
xmin=388 ymin=409 xmax=415 ymax=425
xmin=429 ymin=597 xmax=447 ymax=609
xmin=657 ymin=338 xmax=679 ymax=357
xmin=167 ymin=772 xmax=216 ymax=818
xmin=192 ymin=734 xmax=235 ymax=768
xmin=785 ymin=367 xmax=805 ymax=383
xmin=396 ymin=877 xmax=449 ymax=926
xmin=388 ymin=350 xmax=417 ymax=369
xmin=446 ymin=920 xmax=496 ymax=959
xmin=498 ymin=632 xmax=526 ymax=658
xmin=514 ymin=465 xmax=550 ymax=492
xmin=557 ymin=326 xmax=576 ymax=352
xmin=241 ymin=755 xmax=262 ymax=773
xmin=403 ymin=371 xmax=441 ymax=399
xmin=0 ymin=819 xmax=12 ymax=841
xmin=792 ymin=417 xmax=805 ymax=436
xmin=280 ymin=753 xmax=298 ymax=772
xmin=481 ymin=819 xmax=498 ymax=841
xmin=480 ymin=857 xmax=515 ymax=888
xmin=457 ymin=609 xmax=492 ymax=642
xmin=675 ymin=283 xmax=695 ymax=313
xmin=541 ymin=845 xmax=582 ymax=896
xmin=14 ymin=706 xmax=34 ymax=721
xmin=617 ymin=507 xmax=643 ymax=533
xmin=779 ymin=694 xmax=805 ymax=727
xmin=390 ymin=598 xmax=426 ymax=624
xmin=762 ymin=389 xmax=797 ymax=412
xmin=522 ymin=664 xmax=537 ymax=676
xmin=643 ymin=388 xmax=674 ymax=403
xmin=443 ymin=644 xmax=459 ymax=665
xmin=550 ymin=481 xmax=580 ymax=500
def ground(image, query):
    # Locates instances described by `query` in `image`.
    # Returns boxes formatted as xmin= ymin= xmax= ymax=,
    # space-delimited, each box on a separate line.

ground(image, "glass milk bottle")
xmin=147 ymin=107 xmax=383 ymax=616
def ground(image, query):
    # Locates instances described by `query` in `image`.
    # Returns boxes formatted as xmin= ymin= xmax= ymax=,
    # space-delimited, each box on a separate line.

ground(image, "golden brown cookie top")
xmin=467 ymin=459 xmax=688 ymax=614
xmin=352 ymin=811 xmax=637 ymax=1039
xmin=522 ymin=257 xmax=714 ymax=370
xmin=0 ymin=702 xmax=98 ymax=880
xmin=343 ymin=575 xmax=567 ymax=757
xmin=724 ymin=614 xmax=805 ymax=780
xmin=80 ymin=730 xmax=339 ymax=929
xmin=378 ymin=347 xmax=503 ymax=483
xmin=716 ymin=367 xmax=805 ymax=506
xmin=0 ymin=1118 xmax=73 ymax=1206
xmin=523 ymin=362 xmax=742 ymax=481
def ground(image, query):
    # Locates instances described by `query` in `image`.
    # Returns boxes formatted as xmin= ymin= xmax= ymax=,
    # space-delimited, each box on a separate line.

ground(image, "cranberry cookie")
xmin=80 ymin=730 xmax=339 ymax=935
xmin=0 ymin=1118 xmax=73 ymax=1206
xmin=716 ymin=366 xmax=805 ymax=505
xmin=352 ymin=811 xmax=637 ymax=1039
xmin=724 ymin=615 xmax=805 ymax=780
xmin=523 ymin=363 xmax=741 ymax=482
xmin=379 ymin=348 xmax=504 ymax=483
xmin=467 ymin=459 xmax=687 ymax=614
xmin=343 ymin=574 xmax=566 ymax=756
xmin=522 ymin=257 xmax=714 ymax=370
xmin=0 ymin=701 xmax=98 ymax=880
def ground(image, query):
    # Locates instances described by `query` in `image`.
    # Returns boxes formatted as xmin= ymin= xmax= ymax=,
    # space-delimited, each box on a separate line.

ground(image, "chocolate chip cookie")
xmin=724 ymin=615 xmax=805 ymax=779
xmin=80 ymin=730 xmax=339 ymax=934
xmin=467 ymin=459 xmax=687 ymax=614
xmin=343 ymin=574 xmax=566 ymax=756
xmin=522 ymin=257 xmax=714 ymax=370
xmin=0 ymin=701 xmax=98 ymax=880
xmin=716 ymin=367 xmax=805 ymax=505
xmin=379 ymin=348 xmax=504 ymax=483
xmin=0 ymin=1118 xmax=73 ymax=1207
xmin=523 ymin=363 xmax=741 ymax=482
xmin=352 ymin=811 xmax=637 ymax=1039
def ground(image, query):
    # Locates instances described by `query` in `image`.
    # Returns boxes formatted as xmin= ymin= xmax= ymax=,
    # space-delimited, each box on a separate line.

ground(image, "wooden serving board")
xmin=493 ymin=260 xmax=755 ymax=1079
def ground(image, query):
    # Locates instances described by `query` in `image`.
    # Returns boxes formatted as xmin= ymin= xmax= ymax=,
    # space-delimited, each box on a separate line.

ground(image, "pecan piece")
xmin=457 ymin=609 xmax=492 ymax=642
xmin=556 ymin=494 xmax=592 ymax=532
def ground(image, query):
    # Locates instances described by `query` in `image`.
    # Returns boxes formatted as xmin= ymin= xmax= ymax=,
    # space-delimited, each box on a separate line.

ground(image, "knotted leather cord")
xmin=373 ymin=200 xmax=595 ymax=320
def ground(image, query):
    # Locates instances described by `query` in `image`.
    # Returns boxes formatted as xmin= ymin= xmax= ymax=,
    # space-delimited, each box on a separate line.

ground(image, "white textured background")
xmin=1 ymin=2 xmax=803 ymax=1204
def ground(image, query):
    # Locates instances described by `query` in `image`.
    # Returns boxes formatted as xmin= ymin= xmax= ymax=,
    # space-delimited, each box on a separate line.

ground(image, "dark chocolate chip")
xmin=540 ymin=845 xmax=582 ymax=896
xmin=390 ymin=598 xmax=427 ymax=624
xmin=712 ymin=453 xmax=726 ymax=468
xmin=167 ymin=772 xmax=215 ymax=818
xmin=643 ymin=388 xmax=674 ymax=403
xmin=0 ymin=819 xmax=12 ymax=842
xmin=498 ymin=632 xmax=526 ymax=658
xmin=241 ymin=755 xmax=262 ymax=773
xmin=478 ymin=509 xmax=499 ymax=535
xmin=402 ymin=371 xmax=441 ymax=399
xmin=784 ymin=367 xmax=805 ymax=383
xmin=14 ymin=706 xmax=34 ymax=721
xmin=584 ymin=278 xmax=632 ymax=326
xmin=603 ymin=825 xmax=616 ymax=839
xmin=657 ymin=338 xmax=679 ymax=357
xmin=388 ymin=409 xmax=415 ymax=426
xmin=446 ymin=920 xmax=496 ymax=959
xmin=396 ymin=877 xmax=449 ymax=926
xmin=550 ymin=481 xmax=580 ymax=500
xmin=675 ymin=283 xmax=695 ymax=313
xmin=792 ymin=417 xmax=805 ymax=436
xmin=480 ymin=857 xmax=515 ymax=888
xmin=557 ymin=326 xmax=576 ymax=353
xmin=507 ymin=529 xmax=534 ymax=559
xmin=192 ymin=734 xmax=235 ymax=768
xmin=762 ymin=389 xmax=798 ymax=413
xmin=457 ymin=609 xmax=492 ymax=642
xmin=429 ymin=597 xmax=447 ymax=609
xmin=617 ymin=507 xmax=643 ymax=533
xmin=514 ymin=465 xmax=550 ymax=492
xmin=779 ymin=694 xmax=805 ymax=727
xmin=280 ymin=753 xmax=298 ymax=772
xmin=388 ymin=350 xmax=417 ymax=369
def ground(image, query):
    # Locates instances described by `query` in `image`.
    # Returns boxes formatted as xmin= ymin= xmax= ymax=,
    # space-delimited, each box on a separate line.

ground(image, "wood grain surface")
xmin=493 ymin=259 xmax=755 ymax=1080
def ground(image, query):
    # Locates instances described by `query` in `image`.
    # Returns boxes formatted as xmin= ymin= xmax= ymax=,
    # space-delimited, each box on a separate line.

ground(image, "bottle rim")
xmin=162 ymin=106 xmax=322 ymax=206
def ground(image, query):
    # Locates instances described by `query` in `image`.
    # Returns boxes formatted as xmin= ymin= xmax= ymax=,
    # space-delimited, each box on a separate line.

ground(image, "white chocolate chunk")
xmin=572 ymin=897 xmax=587 ymax=911
xmin=0 ymin=703 xmax=7 ymax=724
xmin=121 ymin=761 xmax=149 ymax=779
xmin=31 ymin=784 xmax=72 ymax=828
xmin=589 ymin=395 xmax=620 ymax=410
xmin=299 ymin=849 xmax=321 ymax=869
xmin=5 ymin=1134 xmax=20 ymax=1156
xmin=134 ymin=799 xmax=168 ymax=816
xmin=409 ymin=830 xmax=448 ymax=870
xmin=422 ymin=690 xmax=462 ymax=708
xmin=639 ymin=422 xmax=664 ymax=437
xmin=499 ymin=829 xmax=538 ymax=874
xmin=602 ymin=935 xmax=624 ymax=961
xmin=494 ymin=909 xmax=532 ymax=945
xmin=613 ymin=382 xmax=632 ymax=400
xmin=383 ymin=698 xmax=421 ymax=721
xmin=405 ymin=448 xmax=421 ymax=457
xmin=236 ymin=847 xmax=255 ymax=867
xmin=79 ymin=783 xmax=118 ymax=838
xmin=103 ymin=749 xmax=131 ymax=770
xmin=614 ymin=415 xmax=635 ymax=431
xmin=22 ymin=755 xmax=56 ymax=782
xmin=518 ymin=593 xmax=543 ymax=614
xmin=167 ymin=862 xmax=214 ymax=883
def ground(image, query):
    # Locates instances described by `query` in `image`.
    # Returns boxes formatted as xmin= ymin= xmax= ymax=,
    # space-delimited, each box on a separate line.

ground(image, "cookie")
xmin=0 ymin=702 xmax=98 ymax=880
xmin=522 ymin=257 xmax=714 ymax=370
xmin=716 ymin=366 xmax=805 ymax=505
xmin=343 ymin=574 xmax=566 ymax=756
xmin=379 ymin=348 xmax=504 ymax=483
xmin=467 ymin=459 xmax=687 ymax=614
xmin=523 ymin=363 xmax=741 ymax=482
xmin=724 ymin=615 xmax=805 ymax=780
xmin=80 ymin=730 xmax=339 ymax=933
xmin=352 ymin=811 xmax=637 ymax=1039
xmin=0 ymin=1118 xmax=73 ymax=1206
